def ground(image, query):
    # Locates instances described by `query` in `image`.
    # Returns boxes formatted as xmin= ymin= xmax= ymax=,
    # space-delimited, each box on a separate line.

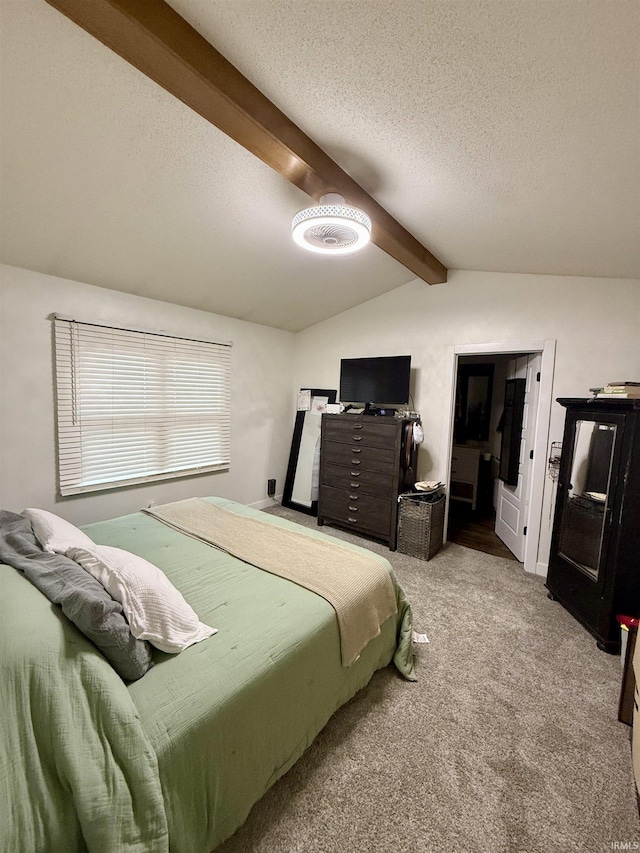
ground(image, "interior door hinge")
xmin=536 ymin=372 xmax=541 ymax=382
xmin=523 ymin=526 xmax=527 ymax=535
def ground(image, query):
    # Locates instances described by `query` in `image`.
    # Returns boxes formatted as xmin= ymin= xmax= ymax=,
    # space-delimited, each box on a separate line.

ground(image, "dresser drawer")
xmin=450 ymin=481 xmax=474 ymax=501
xmin=451 ymin=446 xmax=479 ymax=480
xmin=322 ymin=417 xmax=399 ymax=450
xmin=322 ymin=440 xmax=396 ymax=473
xmin=319 ymin=486 xmax=391 ymax=537
xmin=321 ymin=462 xmax=394 ymax=496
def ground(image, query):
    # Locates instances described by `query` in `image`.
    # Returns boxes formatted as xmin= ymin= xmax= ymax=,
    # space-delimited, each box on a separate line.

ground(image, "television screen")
xmin=339 ymin=355 xmax=411 ymax=405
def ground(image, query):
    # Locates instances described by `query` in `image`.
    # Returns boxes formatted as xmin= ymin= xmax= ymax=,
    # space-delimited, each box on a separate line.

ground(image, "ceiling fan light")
xmin=292 ymin=194 xmax=372 ymax=255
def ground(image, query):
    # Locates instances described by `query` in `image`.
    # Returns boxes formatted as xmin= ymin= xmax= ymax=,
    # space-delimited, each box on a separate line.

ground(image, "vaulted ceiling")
xmin=1 ymin=0 xmax=638 ymax=331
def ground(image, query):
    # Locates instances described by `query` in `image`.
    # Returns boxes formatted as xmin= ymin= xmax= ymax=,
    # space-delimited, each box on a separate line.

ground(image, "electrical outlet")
xmin=267 ymin=478 xmax=276 ymax=497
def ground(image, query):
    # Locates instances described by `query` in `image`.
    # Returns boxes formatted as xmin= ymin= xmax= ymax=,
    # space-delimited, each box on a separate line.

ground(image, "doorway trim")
xmin=441 ymin=339 xmax=556 ymax=576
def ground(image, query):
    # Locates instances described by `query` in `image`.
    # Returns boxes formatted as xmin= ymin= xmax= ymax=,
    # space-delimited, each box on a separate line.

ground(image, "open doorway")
xmin=442 ymin=341 xmax=556 ymax=575
xmin=448 ymin=354 xmax=522 ymax=561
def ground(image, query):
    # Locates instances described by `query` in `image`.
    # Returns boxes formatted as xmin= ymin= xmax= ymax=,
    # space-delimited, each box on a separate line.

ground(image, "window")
xmin=54 ymin=317 xmax=231 ymax=496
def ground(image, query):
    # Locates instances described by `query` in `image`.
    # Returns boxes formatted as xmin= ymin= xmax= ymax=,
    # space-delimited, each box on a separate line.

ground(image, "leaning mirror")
xmin=282 ymin=388 xmax=337 ymax=515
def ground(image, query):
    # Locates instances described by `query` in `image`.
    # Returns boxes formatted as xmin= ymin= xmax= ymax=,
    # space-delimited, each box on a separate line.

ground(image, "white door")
xmin=495 ymin=353 xmax=541 ymax=561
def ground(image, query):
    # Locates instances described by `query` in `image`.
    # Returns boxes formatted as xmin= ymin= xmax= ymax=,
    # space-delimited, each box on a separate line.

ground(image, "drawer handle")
xmin=353 ymin=424 xmax=363 ymax=429
xmin=348 ymin=517 xmax=358 ymax=523
xmin=350 ymin=471 xmax=360 ymax=477
xmin=351 ymin=447 xmax=362 ymax=453
xmin=348 ymin=505 xmax=358 ymax=512
xmin=351 ymin=459 xmax=361 ymax=466
xmin=352 ymin=436 xmax=363 ymax=441
xmin=348 ymin=494 xmax=359 ymax=500
xmin=350 ymin=482 xmax=360 ymax=488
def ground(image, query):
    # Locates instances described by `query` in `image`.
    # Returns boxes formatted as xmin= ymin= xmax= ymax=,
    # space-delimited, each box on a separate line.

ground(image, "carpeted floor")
xmin=217 ymin=505 xmax=640 ymax=853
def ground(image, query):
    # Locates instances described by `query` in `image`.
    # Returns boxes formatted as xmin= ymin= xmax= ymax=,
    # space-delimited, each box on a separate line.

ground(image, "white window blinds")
xmin=54 ymin=318 xmax=231 ymax=496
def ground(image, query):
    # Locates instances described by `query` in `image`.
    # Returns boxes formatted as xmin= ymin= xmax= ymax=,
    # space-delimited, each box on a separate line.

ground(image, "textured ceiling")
xmin=1 ymin=0 xmax=638 ymax=331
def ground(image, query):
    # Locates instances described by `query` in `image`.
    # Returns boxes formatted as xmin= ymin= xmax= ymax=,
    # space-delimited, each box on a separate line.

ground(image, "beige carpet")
xmin=217 ymin=506 xmax=640 ymax=853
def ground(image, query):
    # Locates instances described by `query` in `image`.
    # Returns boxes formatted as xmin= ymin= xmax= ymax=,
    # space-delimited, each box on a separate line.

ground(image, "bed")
xmin=0 ymin=497 xmax=415 ymax=853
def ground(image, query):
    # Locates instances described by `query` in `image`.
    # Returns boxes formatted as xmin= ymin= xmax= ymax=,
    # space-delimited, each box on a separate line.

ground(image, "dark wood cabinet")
xmin=546 ymin=398 xmax=640 ymax=652
xmin=318 ymin=414 xmax=417 ymax=550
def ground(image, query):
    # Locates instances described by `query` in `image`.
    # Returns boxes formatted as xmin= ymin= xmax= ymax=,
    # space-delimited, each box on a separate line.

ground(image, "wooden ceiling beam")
xmin=45 ymin=0 xmax=448 ymax=284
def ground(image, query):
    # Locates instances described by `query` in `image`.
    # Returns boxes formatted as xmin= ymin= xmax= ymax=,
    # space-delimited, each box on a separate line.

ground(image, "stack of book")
xmin=592 ymin=382 xmax=640 ymax=399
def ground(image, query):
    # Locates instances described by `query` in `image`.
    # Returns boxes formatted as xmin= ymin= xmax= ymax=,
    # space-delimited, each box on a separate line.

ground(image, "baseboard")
xmin=248 ymin=496 xmax=283 ymax=510
xmin=535 ymin=561 xmax=548 ymax=578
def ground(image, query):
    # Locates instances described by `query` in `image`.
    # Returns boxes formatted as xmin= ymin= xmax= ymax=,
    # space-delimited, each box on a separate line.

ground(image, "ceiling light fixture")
xmin=291 ymin=193 xmax=372 ymax=255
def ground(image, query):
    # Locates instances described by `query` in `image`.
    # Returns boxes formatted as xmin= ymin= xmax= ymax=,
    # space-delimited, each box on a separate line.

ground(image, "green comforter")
xmin=0 ymin=498 xmax=414 ymax=853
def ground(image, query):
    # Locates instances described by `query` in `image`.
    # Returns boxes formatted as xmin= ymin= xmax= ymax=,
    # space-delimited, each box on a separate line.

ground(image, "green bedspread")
xmin=0 ymin=566 xmax=168 ymax=853
xmin=0 ymin=498 xmax=414 ymax=853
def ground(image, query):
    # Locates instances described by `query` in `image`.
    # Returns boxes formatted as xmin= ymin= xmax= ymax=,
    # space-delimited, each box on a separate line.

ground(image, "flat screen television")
xmin=339 ymin=355 xmax=411 ymax=407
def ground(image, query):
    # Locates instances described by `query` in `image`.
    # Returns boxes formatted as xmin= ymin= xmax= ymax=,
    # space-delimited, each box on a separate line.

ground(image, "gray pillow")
xmin=0 ymin=510 xmax=152 ymax=681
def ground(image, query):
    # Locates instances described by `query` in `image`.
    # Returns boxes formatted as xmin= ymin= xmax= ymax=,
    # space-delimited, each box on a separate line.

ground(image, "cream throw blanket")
xmin=142 ymin=498 xmax=397 ymax=666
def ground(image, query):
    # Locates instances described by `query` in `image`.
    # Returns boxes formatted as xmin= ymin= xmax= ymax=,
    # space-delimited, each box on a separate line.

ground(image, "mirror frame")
xmin=499 ymin=377 xmax=526 ymax=486
xmin=454 ymin=363 xmax=495 ymax=443
xmin=558 ymin=419 xmax=617 ymax=579
xmin=282 ymin=388 xmax=337 ymax=515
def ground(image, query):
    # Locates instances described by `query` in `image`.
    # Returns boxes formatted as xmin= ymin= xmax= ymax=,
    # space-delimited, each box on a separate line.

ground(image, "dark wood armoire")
xmin=546 ymin=397 xmax=640 ymax=652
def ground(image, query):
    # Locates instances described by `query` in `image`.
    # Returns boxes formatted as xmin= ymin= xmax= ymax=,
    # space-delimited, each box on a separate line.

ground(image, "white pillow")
xmin=24 ymin=507 xmax=95 ymax=554
xmin=67 ymin=544 xmax=216 ymax=654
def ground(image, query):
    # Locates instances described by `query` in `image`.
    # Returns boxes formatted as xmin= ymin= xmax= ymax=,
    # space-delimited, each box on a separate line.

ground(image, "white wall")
xmin=3 ymin=264 xmax=639 ymax=569
xmin=292 ymin=269 xmax=640 ymax=571
xmin=0 ymin=265 xmax=296 ymax=524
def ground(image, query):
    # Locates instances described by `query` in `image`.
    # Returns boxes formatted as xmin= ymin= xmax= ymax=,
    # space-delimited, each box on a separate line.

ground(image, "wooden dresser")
xmin=317 ymin=414 xmax=417 ymax=550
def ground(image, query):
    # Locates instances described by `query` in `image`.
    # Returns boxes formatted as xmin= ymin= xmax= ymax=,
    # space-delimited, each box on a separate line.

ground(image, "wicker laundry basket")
xmin=397 ymin=491 xmax=445 ymax=561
